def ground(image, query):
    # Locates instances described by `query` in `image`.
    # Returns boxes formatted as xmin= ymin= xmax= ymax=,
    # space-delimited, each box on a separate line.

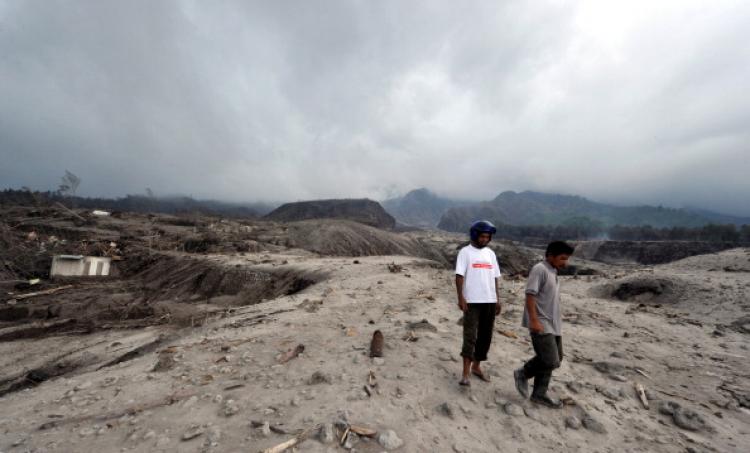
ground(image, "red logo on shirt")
xmin=472 ymin=262 xmax=493 ymax=269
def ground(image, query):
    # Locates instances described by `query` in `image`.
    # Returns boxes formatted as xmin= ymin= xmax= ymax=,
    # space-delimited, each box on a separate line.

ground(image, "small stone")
xmin=12 ymin=437 xmax=26 ymax=447
xmin=438 ymin=352 xmax=452 ymax=362
xmin=523 ymin=407 xmax=544 ymax=423
xmin=503 ymin=402 xmax=525 ymax=417
xmin=204 ymin=426 xmax=222 ymax=447
xmin=318 ymin=423 xmax=335 ymax=444
xmin=290 ymin=397 xmax=300 ymax=407
xmin=565 ymin=416 xmax=582 ymax=429
xmin=100 ymin=376 xmax=119 ymax=387
xmin=74 ymin=381 xmax=92 ymax=391
xmin=308 ymin=371 xmax=333 ymax=385
xmin=566 ymin=381 xmax=583 ymax=394
xmin=597 ymin=386 xmax=624 ymax=401
xmin=673 ymin=407 xmax=709 ymax=432
xmin=343 ymin=432 xmax=360 ymax=449
xmin=222 ymin=399 xmax=240 ymax=417
xmin=79 ymin=428 xmax=95 ymax=437
xmin=258 ymin=421 xmax=271 ymax=438
xmin=657 ymin=400 xmax=680 ymax=415
xmin=182 ymin=424 xmax=205 ymax=441
xmin=378 ymin=429 xmax=404 ymax=450
xmin=144 ymin=430 xmax=156 ymax=440
xmin=438 ymin=402 xmax=455 ymax=419
xmin=183 ymin=395 xmax=199 ymax=408
xmin=582 ymin=414 xmax=607 ymax=434
xmin=213 ymin=394 xmax=224 ymax=404
xmin=592 ymin=361 xmax=626 ymax=375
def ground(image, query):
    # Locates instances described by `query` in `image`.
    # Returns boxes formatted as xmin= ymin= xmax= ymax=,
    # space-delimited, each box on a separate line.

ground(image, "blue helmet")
xmin=470 ymin=220 xmax=497 ymax=242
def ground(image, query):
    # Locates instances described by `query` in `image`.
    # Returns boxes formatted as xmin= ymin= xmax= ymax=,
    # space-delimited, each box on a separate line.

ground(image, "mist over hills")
xmin=0 ymin=189 xmax=277 ymax=219
xmin=381 ymin=188 xmax=466 ymax=228
xmin=4 ymin=186 xmax=749 ymax=238
xmin=383 ymin=189 xmax=750 ymax=231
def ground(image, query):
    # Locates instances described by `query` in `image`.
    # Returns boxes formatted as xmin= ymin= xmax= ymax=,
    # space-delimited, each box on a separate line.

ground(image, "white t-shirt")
xmin=455 ymin=244 xmax=501 ymax=303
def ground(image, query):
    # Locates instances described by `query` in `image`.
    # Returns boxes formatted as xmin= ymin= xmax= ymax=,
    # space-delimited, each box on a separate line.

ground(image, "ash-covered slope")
xmin=265 ymin=199 xmax=396 ymax=229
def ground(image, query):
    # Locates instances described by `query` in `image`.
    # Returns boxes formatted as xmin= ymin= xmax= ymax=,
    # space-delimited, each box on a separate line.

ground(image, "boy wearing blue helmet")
xmin=455 ymin=220 xmax=502 ymax=386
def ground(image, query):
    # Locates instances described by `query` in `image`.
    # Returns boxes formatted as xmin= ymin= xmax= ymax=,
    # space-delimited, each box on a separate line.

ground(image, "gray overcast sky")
xmin=1 ymin=0 xmax=749 ymax=215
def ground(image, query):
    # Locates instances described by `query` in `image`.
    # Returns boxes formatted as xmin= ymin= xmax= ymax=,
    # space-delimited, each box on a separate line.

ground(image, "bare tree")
xmin=58 ymin=170 xmax=81 ymax=197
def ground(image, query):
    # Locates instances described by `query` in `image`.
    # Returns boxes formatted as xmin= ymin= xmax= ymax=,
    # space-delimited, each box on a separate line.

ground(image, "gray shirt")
xmin=522 ymin=261 xmax=562 ymax=335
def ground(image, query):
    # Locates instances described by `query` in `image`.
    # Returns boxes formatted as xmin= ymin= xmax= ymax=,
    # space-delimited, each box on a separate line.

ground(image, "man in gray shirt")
xmin=513 ymin=241 xmax=575 ymax=408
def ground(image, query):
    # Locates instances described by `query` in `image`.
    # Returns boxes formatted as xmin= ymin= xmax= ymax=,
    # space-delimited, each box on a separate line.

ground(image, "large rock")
xmin=591 ymin=276 xmax=689 ymax=304
xmin=265 ymin=199 xmax=396 ymax=229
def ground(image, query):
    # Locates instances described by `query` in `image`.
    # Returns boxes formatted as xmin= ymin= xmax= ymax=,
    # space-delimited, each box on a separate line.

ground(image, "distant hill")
xmin=682 ymin=207 xmax=750 ymax=226
xmin=437 ymin=191 xmax=749 ymax=233
xmin=382 ymin=188 xmax=466 ymax=228
xmin=264 ymin=198 xmax=396 ymax=229
xmin=0 ymin=189 xmax=275 ymax=218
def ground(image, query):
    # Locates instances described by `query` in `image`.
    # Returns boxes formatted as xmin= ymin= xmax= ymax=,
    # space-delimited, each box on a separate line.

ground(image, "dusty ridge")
xmin=264 ymin=199 xmax=396 ymax=229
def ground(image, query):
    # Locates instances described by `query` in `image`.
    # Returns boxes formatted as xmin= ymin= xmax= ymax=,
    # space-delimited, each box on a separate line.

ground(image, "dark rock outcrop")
xmin=574 ymin=240 xmax=738 ymax=265
xmin=265 ymin=199 xmax=396 ymax=229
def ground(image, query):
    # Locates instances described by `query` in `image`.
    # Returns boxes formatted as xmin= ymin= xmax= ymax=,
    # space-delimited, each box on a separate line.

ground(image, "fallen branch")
xmin=39 ymin=389 xmax=195 ymax=430
xmin=340 ymin=426 xmax=350 ymax=446
xmin=0 ymin=318 xmax=78 ymax=342
xmin=260 ymin=424 xmax=321 ymax=453
xmin=97 ymin=333 xmax=177 ymax=370
xmin=13 ymin=285 xmax=74 ymax=301
xmin=54 ymin=202 xmax=87 ymax=222
xmin=277 ymin=344 xmax=305 ymax=364
xmin=496 ymin=329 xmax=518 ymax=339
xmin=634 ymin=382 xmax=649 ymax=409
xmin=250 ymin=420 xmax=296 ymax=435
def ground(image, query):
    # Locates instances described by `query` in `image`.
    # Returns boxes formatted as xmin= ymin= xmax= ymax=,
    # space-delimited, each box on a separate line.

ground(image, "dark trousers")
xmin=461 ymin=304 xmax=496 ymax=362
xmin=522 ymin=334 xmax=563 ymax=397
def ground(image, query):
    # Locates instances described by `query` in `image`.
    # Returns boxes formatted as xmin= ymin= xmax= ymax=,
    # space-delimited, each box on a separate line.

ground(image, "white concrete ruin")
xmin=50 ymin=255 xmax=112 ymax=277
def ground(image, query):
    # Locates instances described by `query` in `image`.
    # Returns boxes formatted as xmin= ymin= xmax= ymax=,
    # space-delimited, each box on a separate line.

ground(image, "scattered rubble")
xmin=0 ymin=204 xmax=747 ymax=452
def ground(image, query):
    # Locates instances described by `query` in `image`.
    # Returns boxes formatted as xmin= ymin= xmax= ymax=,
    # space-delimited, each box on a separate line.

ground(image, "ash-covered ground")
xmin=0 ymin=205 xmax=748 ymax=452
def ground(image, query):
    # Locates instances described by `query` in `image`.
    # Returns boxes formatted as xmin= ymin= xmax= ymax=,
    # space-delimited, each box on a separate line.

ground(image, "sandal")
xmin=459 ymin=377 xmax=471 ymax=386
xmin=471 ymin=369 xmax=491 ymax=382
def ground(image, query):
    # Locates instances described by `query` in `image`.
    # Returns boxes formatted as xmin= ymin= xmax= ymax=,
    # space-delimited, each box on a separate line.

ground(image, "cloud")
xmin=1 ymin=0 xmax=748 ymax=215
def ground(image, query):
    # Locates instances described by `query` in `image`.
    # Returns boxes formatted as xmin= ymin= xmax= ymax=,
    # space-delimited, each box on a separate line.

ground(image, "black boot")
xmin=513 ymin=368 xmax=529 ymax=399
xmin=530 ymin=393 xmax=563 ymax=409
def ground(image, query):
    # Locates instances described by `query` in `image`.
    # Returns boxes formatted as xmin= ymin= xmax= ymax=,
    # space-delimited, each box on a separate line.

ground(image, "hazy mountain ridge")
xmin=438 ymin=191 xmax=749 ymax=232
xmin=381 ymin=188 xmax=467 ymax=228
